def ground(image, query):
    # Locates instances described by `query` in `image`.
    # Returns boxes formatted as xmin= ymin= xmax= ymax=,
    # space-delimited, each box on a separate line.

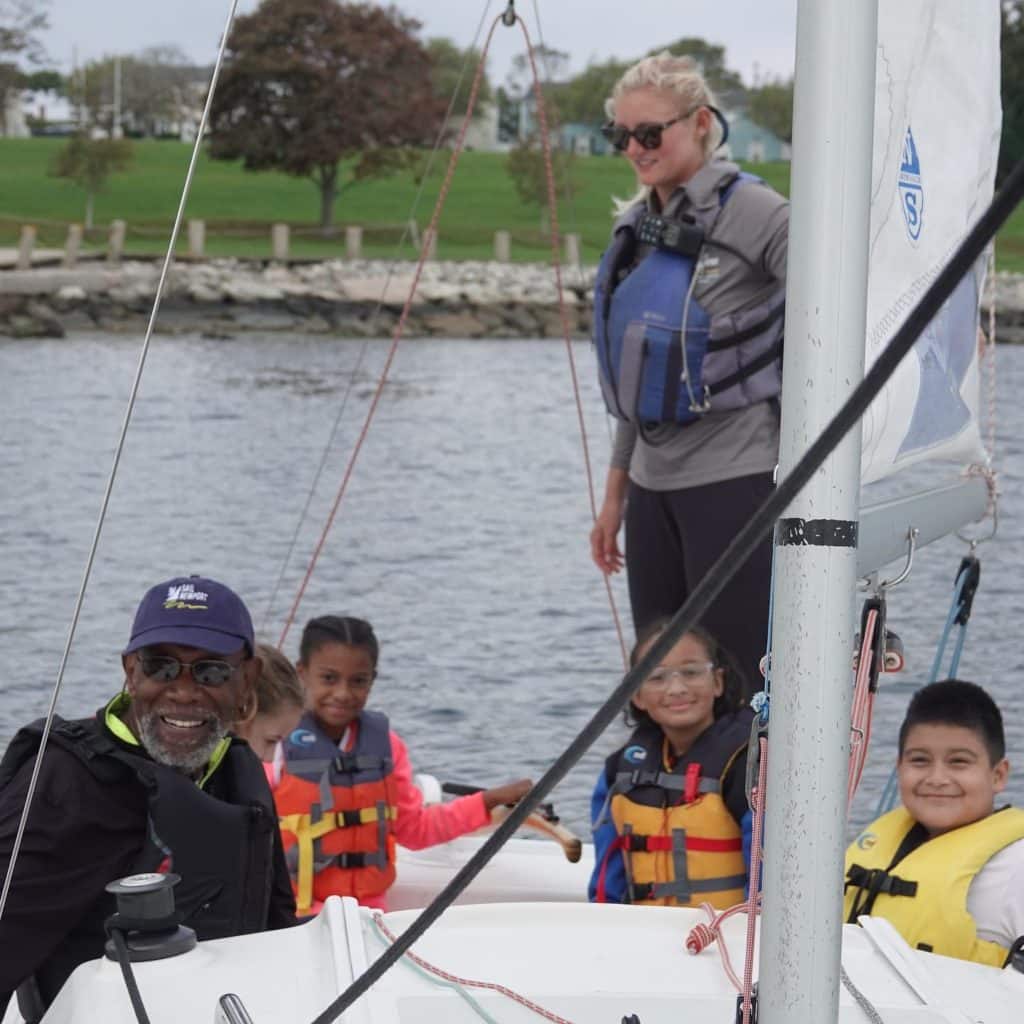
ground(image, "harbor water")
xmin=1 ymin=333 xmax=1022 ymax=838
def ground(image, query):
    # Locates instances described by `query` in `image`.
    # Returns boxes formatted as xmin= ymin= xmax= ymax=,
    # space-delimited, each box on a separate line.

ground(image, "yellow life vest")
xmin=844 ymin=805 xmax=1024 ymax=966
xmin=606 ymin=712 xmax=751 ymax=908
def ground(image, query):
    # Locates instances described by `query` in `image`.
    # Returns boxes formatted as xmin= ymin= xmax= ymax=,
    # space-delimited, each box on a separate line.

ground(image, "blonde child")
xmin=236 ymin=642 xmax=304 ymax=762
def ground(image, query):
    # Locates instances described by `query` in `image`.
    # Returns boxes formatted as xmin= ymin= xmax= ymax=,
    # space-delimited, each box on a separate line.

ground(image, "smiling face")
xmin=631 ymin=631 xmax=724 ymax=755
xmin=123 ymin=642 xmax=257 ymax=774
xmin=612 ymin=87 xmax=710 ymax=206
xmin=898 ymin=722 xmax=1009 ymax=836
xmin=298 ymin=642 xmax=376 ymax=741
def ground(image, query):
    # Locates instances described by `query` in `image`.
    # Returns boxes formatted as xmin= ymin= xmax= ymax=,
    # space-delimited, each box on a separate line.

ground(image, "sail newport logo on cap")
xmin=124 ymin=575 xmax=255 ymax=657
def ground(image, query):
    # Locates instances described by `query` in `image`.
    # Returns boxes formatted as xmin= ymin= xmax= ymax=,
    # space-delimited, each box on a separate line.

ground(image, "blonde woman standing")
xmin=590 ymin=52 xmax=788 ymax=696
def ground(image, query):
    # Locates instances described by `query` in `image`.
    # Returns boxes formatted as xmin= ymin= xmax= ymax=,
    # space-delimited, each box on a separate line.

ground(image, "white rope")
xmin=0 ymin=0 xmax=244 ymax=924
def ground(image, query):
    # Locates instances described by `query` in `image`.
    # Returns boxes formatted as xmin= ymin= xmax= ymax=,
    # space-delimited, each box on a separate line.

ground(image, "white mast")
xmin=757 ymin=1 xmax=878 ymax=1022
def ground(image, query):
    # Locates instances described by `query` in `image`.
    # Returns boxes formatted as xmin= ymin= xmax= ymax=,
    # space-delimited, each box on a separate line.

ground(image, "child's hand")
xmin=481 ymin=778 xmax=533 ymax=811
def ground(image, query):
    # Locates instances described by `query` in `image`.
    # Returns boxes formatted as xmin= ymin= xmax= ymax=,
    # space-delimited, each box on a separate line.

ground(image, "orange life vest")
xmin=273 ymin=710 xmax=398 ymax=912
xmin=602 ymin=712 xmax=751 ymax=908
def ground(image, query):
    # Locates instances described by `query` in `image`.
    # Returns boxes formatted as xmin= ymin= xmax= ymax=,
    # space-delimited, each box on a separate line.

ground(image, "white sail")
xmin=861 ymin=0 xmax=1000 ymax=485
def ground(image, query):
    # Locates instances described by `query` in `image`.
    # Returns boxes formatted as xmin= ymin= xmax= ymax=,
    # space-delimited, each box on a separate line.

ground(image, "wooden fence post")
xmin=108 ymin=220 xmax=126 ymax=266
xmin=16 ymin=225 xmax=36 ymax=269
xmin=63 ymin=224 xmax=83 ymax=268
xmin=187 ymin=219 xmax=205 ymax=259
xmin=345 ymin=226 xmax=363 ymax=260
xmin=271 ymin=223 xmax=290 ymax=261
xmin=494 ymin=230 xmax=511 ymax=262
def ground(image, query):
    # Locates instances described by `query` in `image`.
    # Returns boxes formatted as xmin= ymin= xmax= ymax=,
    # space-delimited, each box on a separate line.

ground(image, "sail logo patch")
xmin=624 ymin=745 xmax=647 ymax=764
xmin=898 ymin=125 xmax=924 ymax=242
xmin=163 ymin=582 xmax=209 ymax=609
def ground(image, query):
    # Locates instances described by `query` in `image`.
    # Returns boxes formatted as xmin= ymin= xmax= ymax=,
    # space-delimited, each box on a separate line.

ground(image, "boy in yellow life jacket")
xmin=844 ymin=679 xmax=1024 ymax=967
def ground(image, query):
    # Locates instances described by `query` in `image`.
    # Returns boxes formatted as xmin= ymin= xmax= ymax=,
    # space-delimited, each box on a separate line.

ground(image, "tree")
xmin=207 ymin=0 xmax=445 ymax=232
xmin=747 ymin=77 xmax=794 ymax=144
xmin=426 ymin=37 xmax=492 ymax=118
xmin=648 ymin=37 xmax=747 ymax=111
xmin=505 ymin=134 xmax=579 ymax=234
xmin=50 ymin=135 xmax=134 ymax=228
xmin=69 ymin=47 xmax=209 ymax=138
xmin=554 ymin=58 xmax=630 ymax=125
xmin=1000 ymin=1 xmax=1024 ymax=182
xmin=0 ymin=0 xmax=49 ymax=132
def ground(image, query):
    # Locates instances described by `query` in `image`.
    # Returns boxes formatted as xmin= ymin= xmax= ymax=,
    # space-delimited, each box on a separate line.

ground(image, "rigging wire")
xmin=518 ymin=15 xmax=629 ymax=665
xmin=0 ymin=0 xmax=244 ymax=925
xmin=275 ymin=11 xmax=503 ymax=649
xmin=276 ymin=6 xmax=629 ymax=665
xmin=259 ymin=0 xmax=497 ymax=635
xmin=308 ymin=150 xmax=1024 ymax=1024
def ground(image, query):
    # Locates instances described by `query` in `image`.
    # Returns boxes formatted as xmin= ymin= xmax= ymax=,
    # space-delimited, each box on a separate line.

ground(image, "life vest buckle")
xmin=687 ymin=384 xmax=712 ymax=415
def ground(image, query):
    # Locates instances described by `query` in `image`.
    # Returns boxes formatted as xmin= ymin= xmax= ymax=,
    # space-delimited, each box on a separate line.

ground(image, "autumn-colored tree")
xmin=208 ymin=0 xmax=444 ymax=232
xmin=505 ymin=134 xmax=579 ymax=234
xmin=50 ymin=135 xmax=134 ymax=228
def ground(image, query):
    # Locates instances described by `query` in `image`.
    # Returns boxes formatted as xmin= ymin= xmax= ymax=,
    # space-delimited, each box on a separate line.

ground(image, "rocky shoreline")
xmin=0 ymin=259 xmax=594 ymax=340
xmin=1 ymin=258 xmax=1024 ymax=341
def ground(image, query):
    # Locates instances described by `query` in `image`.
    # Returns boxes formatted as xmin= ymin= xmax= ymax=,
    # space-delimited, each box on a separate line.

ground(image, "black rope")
xmin=309 ymin=158 xmax=1024 ymax=1024
xmin=108 ymin=929 xmax=153 ymax=1024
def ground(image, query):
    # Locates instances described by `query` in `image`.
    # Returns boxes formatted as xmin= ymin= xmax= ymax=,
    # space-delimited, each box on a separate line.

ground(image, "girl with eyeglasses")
xmin=590 ymin=52 xmax=789 ymax=700
xmin=268 ymin=614 xmax=532 ymax=916
xmin=589 ymin=622 xmax=754 ymax=907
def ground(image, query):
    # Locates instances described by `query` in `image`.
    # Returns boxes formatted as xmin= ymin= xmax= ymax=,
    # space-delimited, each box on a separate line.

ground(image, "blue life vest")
xmin=593 ymin=173 xmax=784 ymax=429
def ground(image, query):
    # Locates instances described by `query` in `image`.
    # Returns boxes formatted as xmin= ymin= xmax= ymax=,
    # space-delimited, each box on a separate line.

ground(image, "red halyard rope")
xmin=372 ymin=912 xmax=576 ymax=1023
xmin=848 ymin=606 xmax=880 ymax=809
xmin=683 ymin=734 xmax=767 ymax=1021
xmin=278 ymin=11 xmax=628 ymax=667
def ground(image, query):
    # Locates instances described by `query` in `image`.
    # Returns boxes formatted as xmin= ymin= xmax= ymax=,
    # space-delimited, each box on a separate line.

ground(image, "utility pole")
xmin=112 ymin=55 xmax=122 ymax=139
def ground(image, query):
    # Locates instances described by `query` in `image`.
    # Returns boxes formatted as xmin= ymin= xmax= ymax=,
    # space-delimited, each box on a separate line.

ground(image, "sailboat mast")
xmin=757 ymin=1 xmax=878 ymax=1022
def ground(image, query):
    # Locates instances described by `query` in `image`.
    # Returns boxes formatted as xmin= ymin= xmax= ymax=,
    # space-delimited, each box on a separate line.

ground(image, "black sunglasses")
xmin=139 ymin=653 xmax=241 ymax=688
xmin=601 ymin=108 xmax=699 ymax=152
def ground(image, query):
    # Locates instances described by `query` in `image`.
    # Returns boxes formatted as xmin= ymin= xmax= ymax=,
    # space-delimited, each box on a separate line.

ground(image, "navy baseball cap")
xmin=123 ymin=576 xmax=255 ymax=656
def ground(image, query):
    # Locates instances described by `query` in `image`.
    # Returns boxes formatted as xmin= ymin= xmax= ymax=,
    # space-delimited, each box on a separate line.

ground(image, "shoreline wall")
xmin=2 ymin=258 xmax=1024 ymax=341
xmin=0 ymin=260 xmax=592 ymax=340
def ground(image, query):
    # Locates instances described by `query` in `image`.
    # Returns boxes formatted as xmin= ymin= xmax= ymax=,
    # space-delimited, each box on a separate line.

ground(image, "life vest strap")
xmin=281 ymin=804 xmax=398 ymax=912
xmin=632 ymin=874 xmax=747 ymax=902
xmin=708 ymin=339 xmax=784 ymax=397
xmin=618 ymin=833 xmax=742 ymax=854
xmin=705 ymin=300 xmax=785 ymax=352
xmin=614 ymin=769 xmax=719 ymax=797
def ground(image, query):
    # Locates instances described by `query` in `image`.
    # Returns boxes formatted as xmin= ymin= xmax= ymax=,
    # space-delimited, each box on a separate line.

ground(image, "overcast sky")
xmin=39 ymin=0 xmax=799 ymax=88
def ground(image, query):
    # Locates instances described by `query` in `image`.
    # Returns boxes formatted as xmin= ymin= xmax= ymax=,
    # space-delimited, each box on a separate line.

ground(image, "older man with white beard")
xmin=0 ymin=575 xmax=296 ymax=1019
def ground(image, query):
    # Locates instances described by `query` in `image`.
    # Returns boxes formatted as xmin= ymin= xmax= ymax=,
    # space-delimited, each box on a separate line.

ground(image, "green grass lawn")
xmin=0 ymin=138 xmax=1019 ymax=270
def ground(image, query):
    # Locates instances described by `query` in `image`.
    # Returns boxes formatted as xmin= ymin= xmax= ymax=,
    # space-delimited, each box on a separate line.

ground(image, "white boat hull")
xmin=14 ymin=896 xmax=1024 ymax=1023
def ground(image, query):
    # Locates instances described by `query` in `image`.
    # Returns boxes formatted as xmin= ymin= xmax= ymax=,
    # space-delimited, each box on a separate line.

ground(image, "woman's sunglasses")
xmin=600 ymin=108 xmax=698 ymax=152
xmin=139 ymin=653 xmax=240 ymax=688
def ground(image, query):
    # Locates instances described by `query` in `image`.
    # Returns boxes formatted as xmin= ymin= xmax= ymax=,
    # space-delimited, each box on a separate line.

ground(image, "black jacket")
xmin=0 ymin=706 xmax=296 ymax=1015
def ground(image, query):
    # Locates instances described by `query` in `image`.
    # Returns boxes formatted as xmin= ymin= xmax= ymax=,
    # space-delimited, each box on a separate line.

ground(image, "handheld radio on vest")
xmin=635 ymin=212 xmax=705 ymax=258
